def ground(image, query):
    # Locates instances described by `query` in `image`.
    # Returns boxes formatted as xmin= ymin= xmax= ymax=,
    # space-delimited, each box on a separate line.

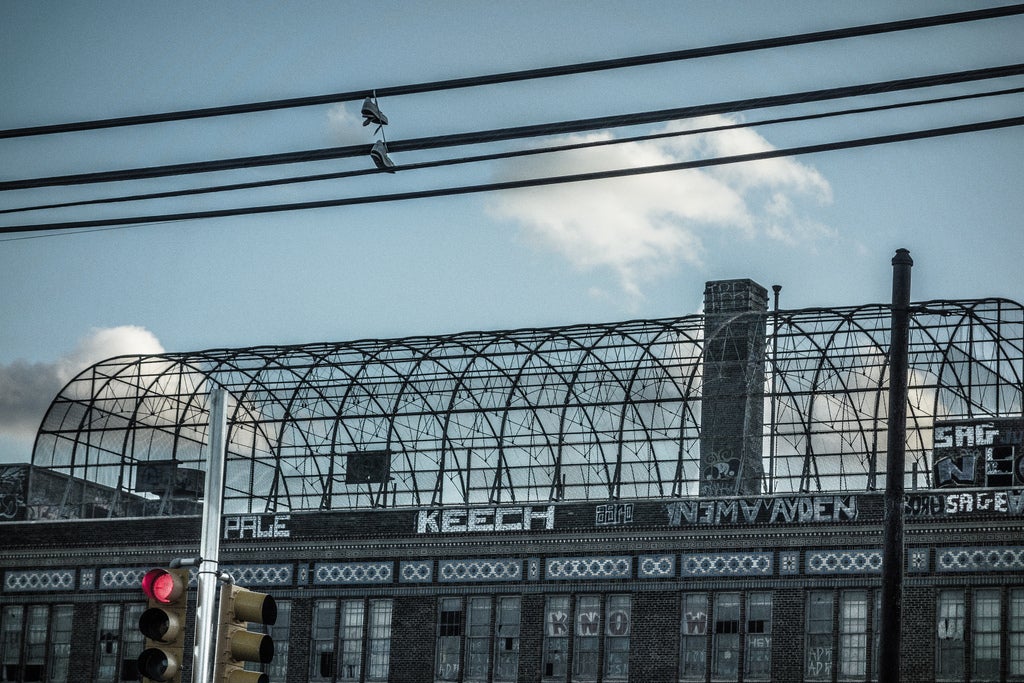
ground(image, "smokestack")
xmin=700 ymin=279 xmax=769 ymax=497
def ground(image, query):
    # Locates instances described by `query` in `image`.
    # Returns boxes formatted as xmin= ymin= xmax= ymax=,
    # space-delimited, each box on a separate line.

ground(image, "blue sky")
xmin=1 ymin=1 xmax=1022 ymax=463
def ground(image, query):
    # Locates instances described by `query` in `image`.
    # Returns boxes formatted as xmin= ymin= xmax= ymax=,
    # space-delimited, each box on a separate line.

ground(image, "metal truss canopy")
xmin=29 ymin=298 xmax=1024 ymax=518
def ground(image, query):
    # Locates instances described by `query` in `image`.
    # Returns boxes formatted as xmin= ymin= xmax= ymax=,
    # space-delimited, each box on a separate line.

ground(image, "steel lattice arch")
xmin=28 ymin=297 xmax=1024 ymax=518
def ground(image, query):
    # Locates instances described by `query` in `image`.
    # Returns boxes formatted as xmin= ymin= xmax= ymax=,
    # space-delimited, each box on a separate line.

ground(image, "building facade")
xmin=1 ymin=279 xmax=1022 ymax=682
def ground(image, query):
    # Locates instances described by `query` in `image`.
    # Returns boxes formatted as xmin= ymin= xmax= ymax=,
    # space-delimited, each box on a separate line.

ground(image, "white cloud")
xmin=487 ymin=116 xmax=833 ymax=297
xmin=326 ymin=102 xmax=373 ymax=145
xmin=0 ymin=326 xmax=164 ymax=461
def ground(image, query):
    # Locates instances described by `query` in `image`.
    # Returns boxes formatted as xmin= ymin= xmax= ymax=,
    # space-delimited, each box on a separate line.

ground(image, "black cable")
xmin=4 ymin=85 xmax=1022 ymax=215
xmin=3 ymin=115 xmax=1020 ymax=235
xmin=2 ymin=4 xmax=1022 ymax=139
xmin=3 ymin=63 xmax=1023 ymax=192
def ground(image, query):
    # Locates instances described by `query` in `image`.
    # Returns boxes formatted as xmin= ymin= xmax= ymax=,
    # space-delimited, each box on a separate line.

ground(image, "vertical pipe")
xmin=879 ymin=249 xmax=913 ymax=683
xmin=194 ymin=386 xmax=228 ymax=683
xmin=768 ymin=285 xmax=781 ymax=494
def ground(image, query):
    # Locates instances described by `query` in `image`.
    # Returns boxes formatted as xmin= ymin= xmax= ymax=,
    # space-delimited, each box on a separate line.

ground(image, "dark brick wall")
xmin=286 ymin=597 xmax=313 ymax=683
xmin=901 ymin=584 xmax=936 ymax=682
xmin=391 ymin=595 xmax=435 ymax=683
xmin=772 ymin=586 xmax=806 ymax=683
xmin=631 ymin=591 xmax=679 ymax=681
xmin=69 ymin=602 xmax=98 ymax=683
xmin=518 ymin=594 xmax=545 ymax=682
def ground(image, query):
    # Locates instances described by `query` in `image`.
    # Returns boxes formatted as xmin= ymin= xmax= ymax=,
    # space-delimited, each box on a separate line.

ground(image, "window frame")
xmin=936 ymin=589 xmax=966 ymax=680
xmin=493 ymin=596 xmax=521 ymax=683
xmin=971 ymin=588 xmax=1001 ymax=681
xmin=435 ymin=597 xmax=464 ymax=682
xmin=805 ymin=590 xmax=834 ymax=681
xmin=542 ymin=595 xmax=570 ymax=681
xmin=602 ymin=594 xmax=631 ymax=682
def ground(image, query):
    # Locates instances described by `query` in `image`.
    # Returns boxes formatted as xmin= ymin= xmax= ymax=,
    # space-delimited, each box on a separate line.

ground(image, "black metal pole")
xmin=879 ymin=248 xmax=913 ymax=683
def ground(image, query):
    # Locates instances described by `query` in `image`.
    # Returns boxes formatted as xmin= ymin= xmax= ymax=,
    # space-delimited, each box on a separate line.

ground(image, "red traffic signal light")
xmin=138 ymin=568 xmax=189 ymax=683
xmin=142 ymin=568 xmax=185 ymax=604
xmin=214 ymin=584 xmax=277 ymax=683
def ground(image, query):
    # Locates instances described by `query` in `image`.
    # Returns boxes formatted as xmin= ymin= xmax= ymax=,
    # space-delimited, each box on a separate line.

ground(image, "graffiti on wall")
xmin=666 ymin=495 xmax=858 ymax=527
xmin=417 ymin=505 xmax=555 ymax=533
xmin=595 ymin=502 xmax=633 ymax=526
xmin=933 ymin=419 xmax=1023 ymax=488
xmin=904 ymin=489 xmax=1024 ymax=518
xmin=223 ymin=513 xmax=292 ymax=539
xmin=0 ymin=466 xmax=27 ymax=521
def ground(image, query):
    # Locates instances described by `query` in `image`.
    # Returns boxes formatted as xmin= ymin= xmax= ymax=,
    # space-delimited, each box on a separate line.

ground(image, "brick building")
xmin=1 ymin=279 xmax=1022 ymax=682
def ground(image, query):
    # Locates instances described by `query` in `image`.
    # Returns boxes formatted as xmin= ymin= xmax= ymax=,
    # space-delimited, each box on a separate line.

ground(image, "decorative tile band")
xmin=546 ymin=556 xmax=632 ymax=580
xmin=806 ymin=550 xmax=882 ymax=574
xmin=439 ymin=559 xmax=522 ymax=583
xmin=100 ymin=567 xmax=147 ymax=590
xmin=679 ymin=553 xmax=772 ymax=576
xmin=4 ymin=569 xmax=76 ymax=592
xmin=221 ymin=564 xmax=293 ymax=586
xmin=314 ymin=562 xmax=392 ymax=585
xmin=400 ymin=561 xmax=433 ymax=583
xmin=936 ymin=546 xmax=1024 ymax=573
xmin=908 ymin=548 xmax=930 ymax=573
xmin=639 ymin=555 xmax=676 ymax=578
xmin=97 ymin=567 xmax=197 ymax=591
xmin=779 ymin=551 xmax=800 ymax=575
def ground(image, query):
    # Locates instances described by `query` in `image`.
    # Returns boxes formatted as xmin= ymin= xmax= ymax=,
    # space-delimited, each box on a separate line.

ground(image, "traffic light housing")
xmin=214 ymin=583 xmax=277 ymax=683
xmin=137 ymin=568 xmax=189 ymax=683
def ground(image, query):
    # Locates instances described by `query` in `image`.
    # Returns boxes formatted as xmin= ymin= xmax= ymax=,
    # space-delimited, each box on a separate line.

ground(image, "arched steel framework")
xmin=29 ymin=298 xmax=1023 ymax=518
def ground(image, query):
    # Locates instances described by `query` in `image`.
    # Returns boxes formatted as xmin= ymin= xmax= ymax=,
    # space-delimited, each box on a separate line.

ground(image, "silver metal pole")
xmin=193 ymin=386 xmax=228 ymax=683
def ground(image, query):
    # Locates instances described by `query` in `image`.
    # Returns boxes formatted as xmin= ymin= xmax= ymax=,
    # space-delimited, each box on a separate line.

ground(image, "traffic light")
xmin=214 ymin=583 xmax=277 ymax=683
xmin=137 ymin=567 xmax=190 ymax=683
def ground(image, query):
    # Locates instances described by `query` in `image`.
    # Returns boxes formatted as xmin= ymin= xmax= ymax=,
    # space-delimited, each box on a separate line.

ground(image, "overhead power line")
xmin=3 ymin=63 xmax=1023 ymax=192
xmin=3 ymin=115 xmax=1021 ymax=236
xmin=4 ymin=85 xmax=1022 ymax=216
xmin=1 ymin=4 xmax=1022 ymax=139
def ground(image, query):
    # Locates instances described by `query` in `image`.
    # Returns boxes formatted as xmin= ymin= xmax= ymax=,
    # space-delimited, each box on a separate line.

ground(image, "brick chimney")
xmin=699 ymin=279 xmax=768 ymax=496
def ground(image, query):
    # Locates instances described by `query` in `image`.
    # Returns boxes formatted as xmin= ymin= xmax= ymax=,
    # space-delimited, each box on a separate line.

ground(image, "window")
xmin=0 ymin=604 xmax=73 ymax=683
xmin=1011 ymin=588 xmax=1024 ymax=677
xmin=310 ymin=600 xmax=337 ymax=681
xmin=745 ymin=593 xmax=772 ymax=680
xmin=681 ymin=592 xmax=770 ymax=681
xmin=871 ymin=591 xmax=881 ymax=682
xmin=49 ymin=605 xmax=73 ymax=683
xmin=679 ymin=594 xmax=708 ymax=680
xmin=96 ymin=604 xmax=121 ymax=683
xmin=338 ymin=601 xmax=365 ymax=680
xmin=120 ymin=604 xmax=144 ymax=681
xmin=436 ymin=597 xmax=463 ymax=681
xmin=839 ymin=591 xmax=868 ymax=679
xmin=936 ymin=590 xmax=965 ymax=679
xmin=806 ymin=591 xmax=833 ymax=681
xmin=245 ymin=601 xmax=291 ymax=681
xmin=573 ymin=595 xmax=601 ymax=681
xmin=603 ymin=595 xmax=631 ymax=681
xmin=465 ymin=597 xmax=491 ymax=682
xmin=493 ymin=597 xmax=521 ymax=682
xmin=310 ymin=598 xmax=391 ymax=682
xmin=542 ymin=596 xmax=570 ymax=680
xmin=366 ymin=600 xmax=392 ymax=681
xmin=972 ymin=589 xmax=1000 ymax=680
xmin=268 ymin=601 xmax=292 ymax=681
xmin=2 ymin=606 xmax=25 ymax=683
xmin=712 ymin=593 xmax=740 ymax=678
